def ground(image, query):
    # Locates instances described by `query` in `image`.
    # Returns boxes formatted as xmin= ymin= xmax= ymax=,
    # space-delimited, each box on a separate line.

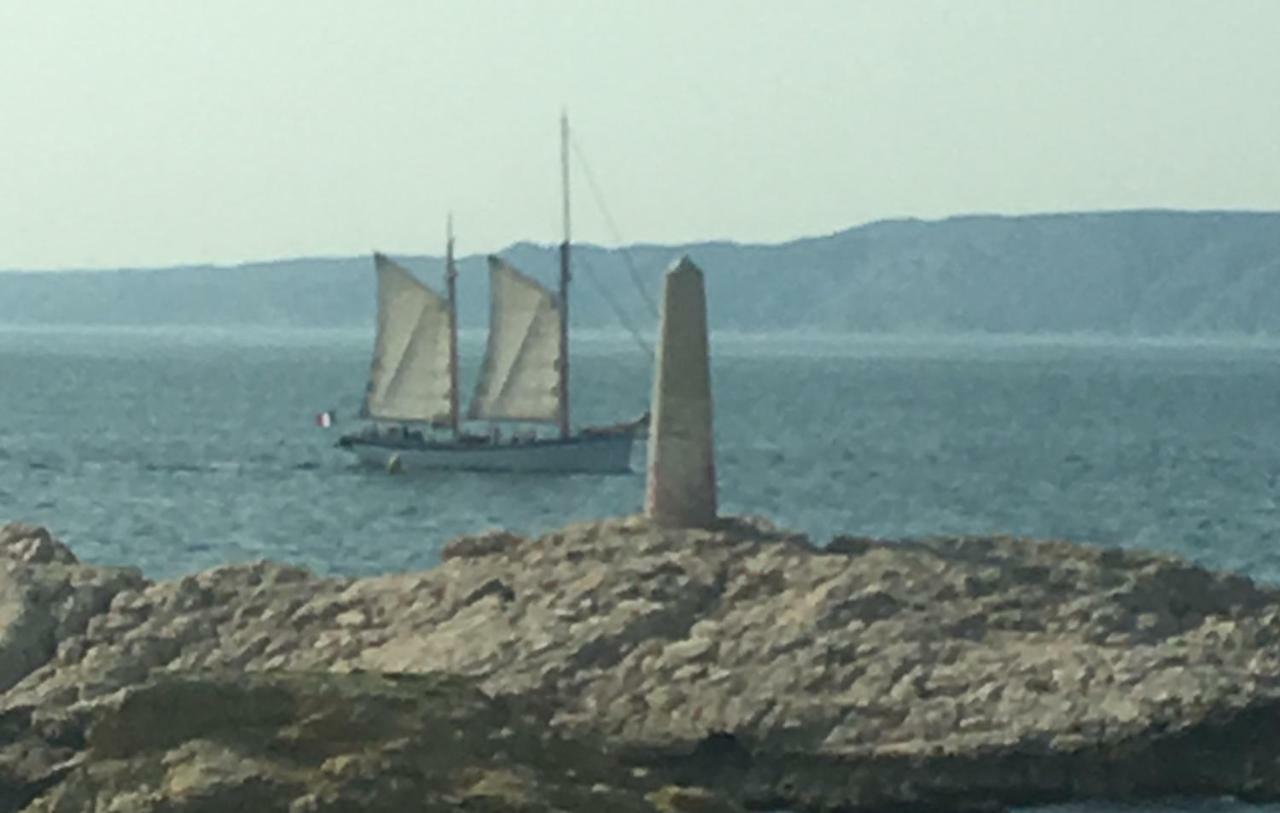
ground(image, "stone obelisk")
xmin=645 ymin=256 xmax=717 ymax=528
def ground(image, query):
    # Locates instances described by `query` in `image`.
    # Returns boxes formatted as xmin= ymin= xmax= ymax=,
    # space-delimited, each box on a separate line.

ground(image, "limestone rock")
xmin=0 ymin=526 xmax=144 ymax=695
xmin=441 ymin=530 xmax=524 ymax=561
xmin=6 ymin=517 xmax=1280 ymax=810
xmin=24 ymin=670 xmax=737 ymax=813
xmin=647 ymin=784 xmax=741 ymax=813
xmin=0 ymin=526 xmax=76 ymax=567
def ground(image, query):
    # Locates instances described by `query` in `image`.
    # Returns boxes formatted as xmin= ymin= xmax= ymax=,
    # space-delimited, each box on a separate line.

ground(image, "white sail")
xmin=362 ymin=253 xmax=455 ymax=423
xmin=466 ymin=256 xmax=562 ymax=422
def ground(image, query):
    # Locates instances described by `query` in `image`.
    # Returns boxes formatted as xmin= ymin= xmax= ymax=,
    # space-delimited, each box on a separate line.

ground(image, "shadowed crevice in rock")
xmin=0 ymin=705 xmax=86 ymax=813
xmin=699 ymin=693 xmax=1280 ymax=812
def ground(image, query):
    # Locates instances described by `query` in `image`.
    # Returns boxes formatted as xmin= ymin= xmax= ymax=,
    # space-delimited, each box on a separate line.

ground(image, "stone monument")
xmin=645 ymin=256 xmax=717 ymax=528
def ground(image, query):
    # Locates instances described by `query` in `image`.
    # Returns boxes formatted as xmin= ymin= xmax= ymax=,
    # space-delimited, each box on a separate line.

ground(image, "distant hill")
xmin=3 ymin=210 xmax=1280 ymax=336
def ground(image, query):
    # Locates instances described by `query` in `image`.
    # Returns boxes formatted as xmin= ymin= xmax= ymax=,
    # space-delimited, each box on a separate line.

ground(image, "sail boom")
xmin=365 ymin=415 xmax=454 ymax=425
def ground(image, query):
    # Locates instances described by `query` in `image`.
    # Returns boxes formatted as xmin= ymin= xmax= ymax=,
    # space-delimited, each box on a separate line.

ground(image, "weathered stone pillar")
xmin=645 ymin=256 xmax=717 ymax=528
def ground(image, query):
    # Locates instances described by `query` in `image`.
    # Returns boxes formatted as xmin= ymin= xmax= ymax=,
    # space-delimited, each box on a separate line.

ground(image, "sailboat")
xmin=335 ymin=115 xmax=646 ymax=474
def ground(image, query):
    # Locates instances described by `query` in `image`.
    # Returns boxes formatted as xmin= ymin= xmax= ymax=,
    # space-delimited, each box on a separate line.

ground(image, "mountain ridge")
xmin=3 ymin=209 xmax=1279 ymax=336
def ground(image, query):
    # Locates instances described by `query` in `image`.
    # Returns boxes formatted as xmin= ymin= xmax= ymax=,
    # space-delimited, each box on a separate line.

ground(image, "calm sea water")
xmin=2 ymin=326 xmax=1279 ymax=583
xmin=3 ymin=326 xmax=1280 ymax=812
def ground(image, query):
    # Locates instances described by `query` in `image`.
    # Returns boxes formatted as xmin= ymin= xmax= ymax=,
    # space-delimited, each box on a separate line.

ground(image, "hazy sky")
xmin=2 ymin=0 xmax=1278 ymax=269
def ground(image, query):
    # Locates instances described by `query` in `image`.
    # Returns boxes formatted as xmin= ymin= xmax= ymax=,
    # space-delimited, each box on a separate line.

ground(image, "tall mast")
xmin=445 ymin=213 xmax=460 ymax=438
xmin=557 ymin=110 xmax=571 ymax=439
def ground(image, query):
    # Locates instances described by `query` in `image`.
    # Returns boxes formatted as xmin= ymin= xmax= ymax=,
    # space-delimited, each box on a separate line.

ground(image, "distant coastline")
xmin=7 ymin=322 xmax=1280 ymax=359
xmin=3 ymin=209 xmax=1279 ymax=337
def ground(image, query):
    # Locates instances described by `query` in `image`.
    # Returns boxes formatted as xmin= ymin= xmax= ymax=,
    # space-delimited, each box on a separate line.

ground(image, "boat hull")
xmin=339 ymin=429 xmax=638 ymax=474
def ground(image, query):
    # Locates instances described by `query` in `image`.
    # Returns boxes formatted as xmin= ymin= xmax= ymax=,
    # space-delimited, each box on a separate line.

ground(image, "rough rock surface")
xmin=0 ymin=523 xmax=146 ymax=811
xmin=0 ymin=523 xmax=144 ymax=693
xmin=3 ymin=517 xmax=1280 ymax=810
xmin=26 ymin=670 xmax=735 ymax=813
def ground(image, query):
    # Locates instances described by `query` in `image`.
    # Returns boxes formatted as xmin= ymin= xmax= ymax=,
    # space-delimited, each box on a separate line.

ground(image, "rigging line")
xmin=575 ymin=252 xmax=653 ymax=358
xmin=568 ymin=134 xmax=659 ymax=319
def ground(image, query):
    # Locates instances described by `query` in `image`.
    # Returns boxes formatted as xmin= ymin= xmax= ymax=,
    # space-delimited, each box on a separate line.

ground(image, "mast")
xmin=557 ymin=110 xmax=571 ymax=439
xmin=445 ymin=214 xmax=460 ymax=438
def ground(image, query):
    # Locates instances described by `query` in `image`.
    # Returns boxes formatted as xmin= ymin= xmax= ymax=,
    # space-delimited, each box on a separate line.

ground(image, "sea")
xmin=2 ymin=325 xmax=1280 ymax=812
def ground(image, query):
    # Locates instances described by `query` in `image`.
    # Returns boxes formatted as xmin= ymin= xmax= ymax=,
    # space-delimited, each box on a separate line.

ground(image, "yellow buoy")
xmin=386 ymin=453 xmax=403 ymax=475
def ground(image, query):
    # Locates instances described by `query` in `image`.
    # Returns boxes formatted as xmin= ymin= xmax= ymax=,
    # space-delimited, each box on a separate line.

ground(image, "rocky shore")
xmin=2 ymin=517 xmax=1279 ymax=811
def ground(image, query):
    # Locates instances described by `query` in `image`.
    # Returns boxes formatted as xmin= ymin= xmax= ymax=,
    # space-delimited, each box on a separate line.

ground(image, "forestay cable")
xmin=575 ymin=252 xmax=653 ymax=358
xmin=569 ymin=134 xmax=659 ymax=319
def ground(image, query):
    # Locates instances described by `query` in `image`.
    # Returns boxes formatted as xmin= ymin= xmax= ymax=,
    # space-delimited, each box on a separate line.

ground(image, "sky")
xmin=1 ymin=0 xmax=1278 ymax=270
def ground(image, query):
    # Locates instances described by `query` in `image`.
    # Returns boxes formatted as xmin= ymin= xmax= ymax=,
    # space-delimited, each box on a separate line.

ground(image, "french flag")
xmin=315 ymin=410 xmax=335 ymax=429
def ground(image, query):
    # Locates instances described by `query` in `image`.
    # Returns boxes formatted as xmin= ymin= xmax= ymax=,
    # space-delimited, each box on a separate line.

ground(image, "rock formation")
xmin=25 ymin=670 xmax=736 ymax=813
xmin=3 ymin=517 xmax=1280 ymax=811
